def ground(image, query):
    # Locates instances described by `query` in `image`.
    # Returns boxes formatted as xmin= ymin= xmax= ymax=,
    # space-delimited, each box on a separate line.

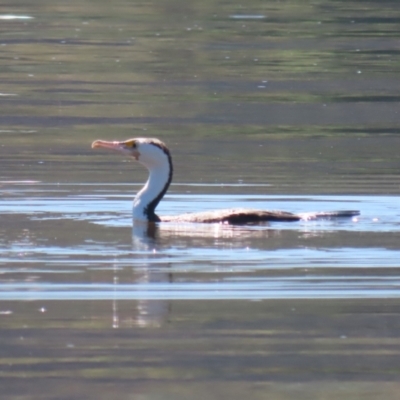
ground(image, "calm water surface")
xmin=1 ymin=1 xmax=400 ymax=399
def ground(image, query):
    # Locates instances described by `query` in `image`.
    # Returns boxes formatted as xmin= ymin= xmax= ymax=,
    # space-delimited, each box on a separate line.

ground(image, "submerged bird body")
xmin=92 ymin=138 xmax=359 ymax=224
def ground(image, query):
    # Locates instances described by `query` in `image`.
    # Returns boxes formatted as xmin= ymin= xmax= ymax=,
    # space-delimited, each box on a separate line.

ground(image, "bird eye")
xmin=125 ymin=140 xmax=136 ymax=148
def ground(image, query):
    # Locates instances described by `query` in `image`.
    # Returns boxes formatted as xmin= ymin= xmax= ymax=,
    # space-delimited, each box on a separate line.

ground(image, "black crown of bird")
xmin=92 ymin=138 xmax=359 ymax=224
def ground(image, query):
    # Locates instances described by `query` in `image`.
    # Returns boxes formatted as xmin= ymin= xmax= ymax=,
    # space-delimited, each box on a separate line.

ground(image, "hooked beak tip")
xmin=91 ymin=140 xmax=101 ymax=149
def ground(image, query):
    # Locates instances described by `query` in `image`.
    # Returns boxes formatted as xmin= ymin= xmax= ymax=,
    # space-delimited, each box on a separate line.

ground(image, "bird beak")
xmin=91 ymin=140 xmax=140 ymax=159
xmin=91 ymin=140 xmax=123 ymax=151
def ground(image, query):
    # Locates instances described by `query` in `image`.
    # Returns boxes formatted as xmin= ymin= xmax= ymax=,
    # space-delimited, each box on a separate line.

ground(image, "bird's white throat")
xmin=133 ymin=145 xmax=172 ymax=221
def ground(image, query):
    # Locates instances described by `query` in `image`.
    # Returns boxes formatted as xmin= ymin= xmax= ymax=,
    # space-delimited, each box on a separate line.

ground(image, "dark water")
xmin=1 ymin=1 xmax=400 ymax=399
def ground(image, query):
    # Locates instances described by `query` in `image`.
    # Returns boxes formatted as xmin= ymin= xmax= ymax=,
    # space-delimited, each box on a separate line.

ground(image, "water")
xmin=1 ymin=1 xmax=400 ymax=399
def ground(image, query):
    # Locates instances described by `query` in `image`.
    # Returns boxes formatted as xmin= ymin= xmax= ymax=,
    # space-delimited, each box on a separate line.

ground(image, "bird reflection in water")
xmin=111 ymin=220 xmax=280 ymax=328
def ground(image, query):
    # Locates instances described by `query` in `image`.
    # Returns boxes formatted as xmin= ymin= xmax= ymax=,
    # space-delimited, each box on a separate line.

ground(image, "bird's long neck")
xmin=133 ymin=156 xmax=173 ymax=222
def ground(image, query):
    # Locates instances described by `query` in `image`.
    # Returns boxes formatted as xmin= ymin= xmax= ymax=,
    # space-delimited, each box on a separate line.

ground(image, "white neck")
xmin=133 ymin=159 xmax=171 ymax=222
